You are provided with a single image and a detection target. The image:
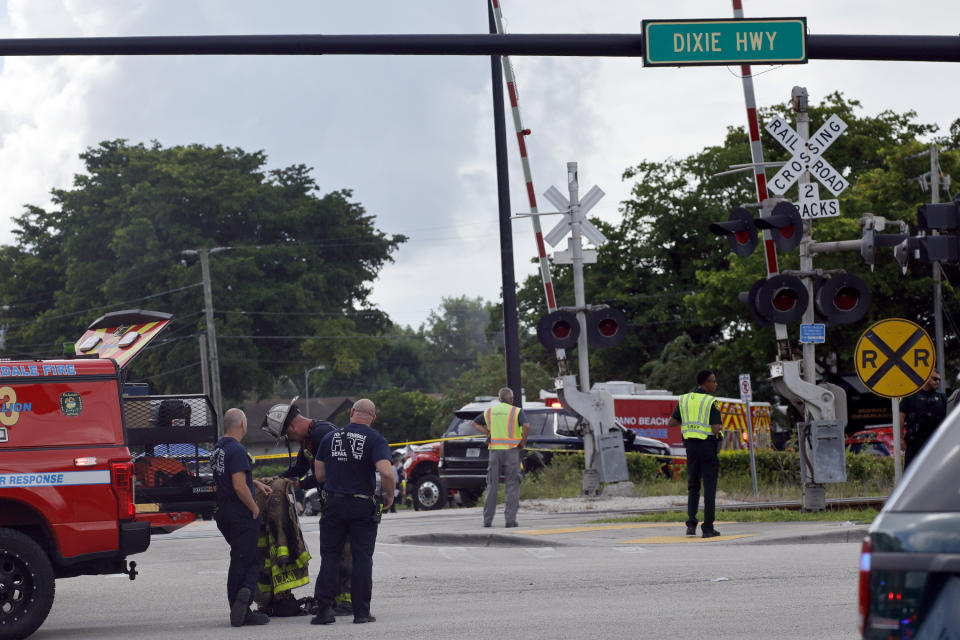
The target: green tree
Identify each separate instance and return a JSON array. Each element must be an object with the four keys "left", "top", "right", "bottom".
[
  {"left": 432, "top": 352, "right": 554, "bottom": 434},
  {"left": 420, "top": 295, "right": 498, "bottom": 384},
  {"left": 316, "top": 322, "right": 438, "bottom": 396},
  {"left": 0, "top": 140, "right": 404, "bottom": 402},
  {"left": 363, "top": 388, "right": 441, "bottom": 446}
]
